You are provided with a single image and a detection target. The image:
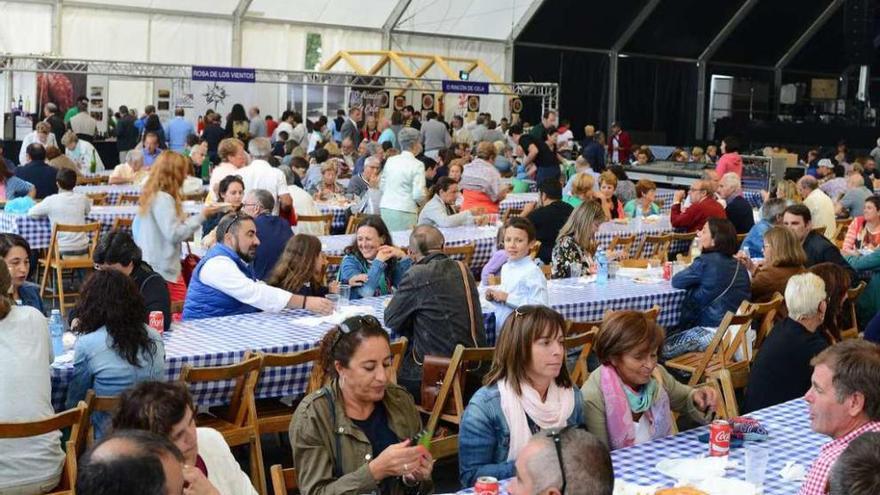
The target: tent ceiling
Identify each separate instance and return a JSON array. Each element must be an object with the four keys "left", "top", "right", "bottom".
[
  {"left": 395, "top": 0, "right": 533, "bottom": 40},
  {"left": 247, "top": 0, "right": 396, "bottom": 29},
  {"left": 70, "top": 0, "right": 240, "bottom": 15}
]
